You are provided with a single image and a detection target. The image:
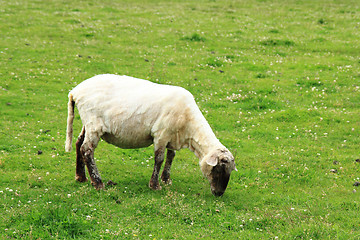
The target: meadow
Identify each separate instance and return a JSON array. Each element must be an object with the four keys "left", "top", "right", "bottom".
[{"left": 0, "top": 0, "right": 359, "bottom": 239}]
